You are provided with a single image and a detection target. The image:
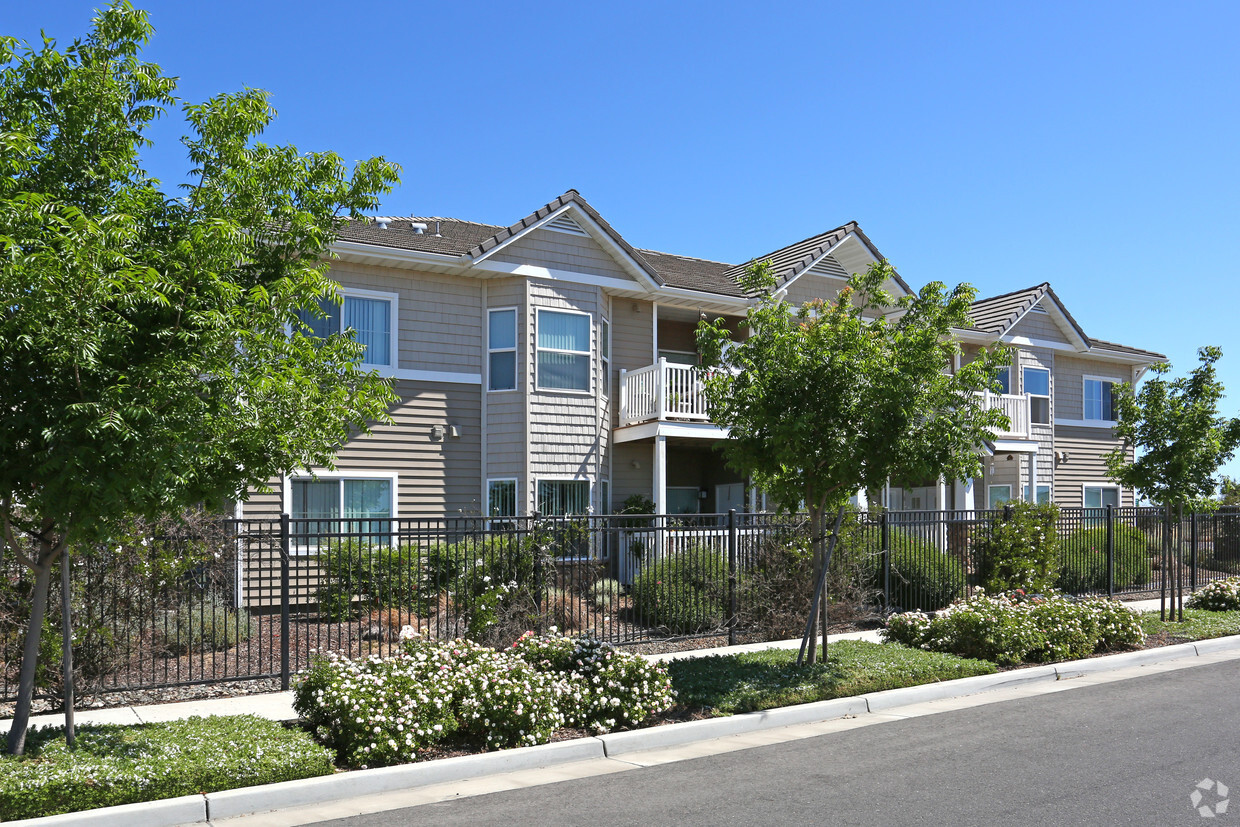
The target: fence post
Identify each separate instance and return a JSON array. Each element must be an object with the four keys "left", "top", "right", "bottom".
[
  {"left": 532, "top": 512, "right": 544, "bottom": 617},
  {"left": 1003, "top": 504, "right": 1013, "bottom": 523},
  {"left": 1191, "top": 511, "right": 1199, "bottom": 594},
  {"left": 280, "top": 513, "right": 290, "bottom": 692},
  {"left": 1105, "top": 504, "right": 1115, "bottom": 598},
  {"left": 727, "top": 509, "right": 738, "bottom": 646},
  {"left": 880, "top": 511, "right": 891, "bottom": 613}
]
